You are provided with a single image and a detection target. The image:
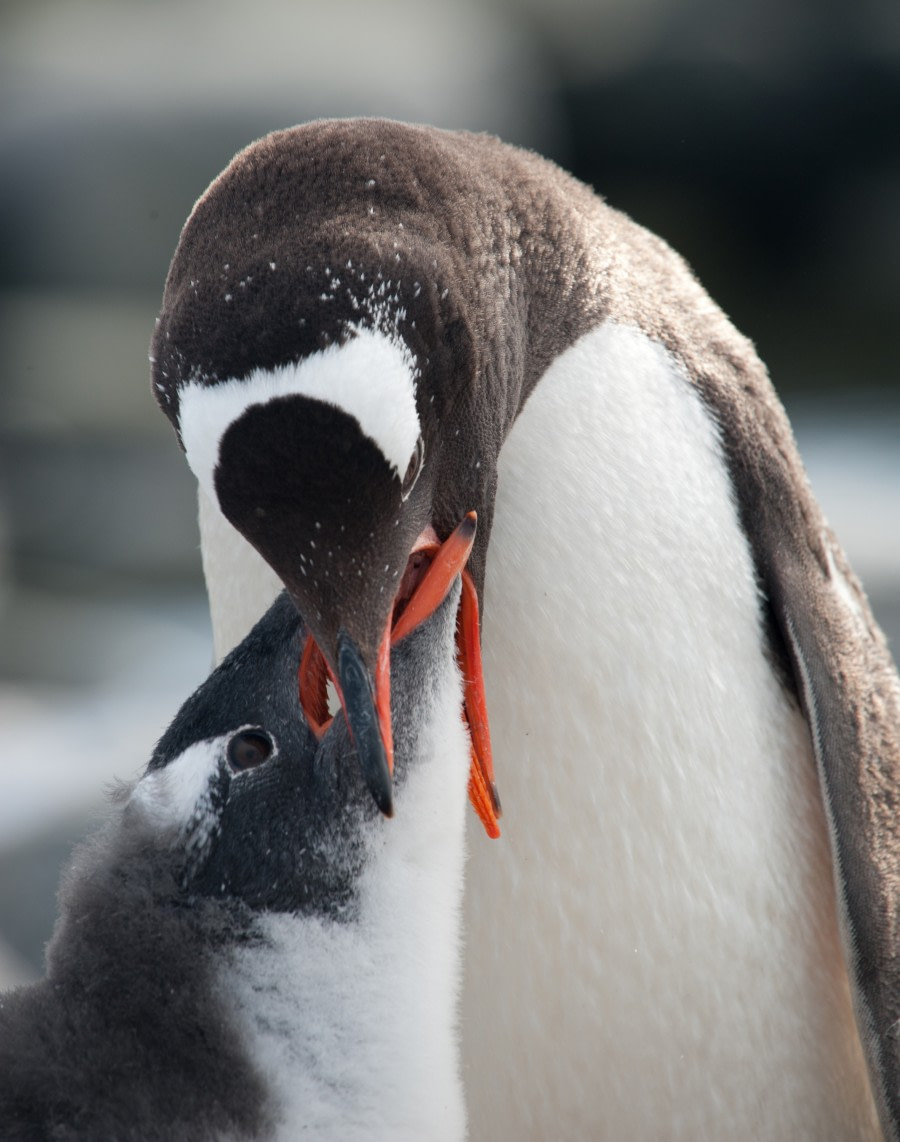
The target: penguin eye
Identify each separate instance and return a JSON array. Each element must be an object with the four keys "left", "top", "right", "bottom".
[
  {"left": 400, "top": 435, "right": 424, "bottom": 501},
  {"left": 227, "top": 729, "right": 274, "bottom": 772}
]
